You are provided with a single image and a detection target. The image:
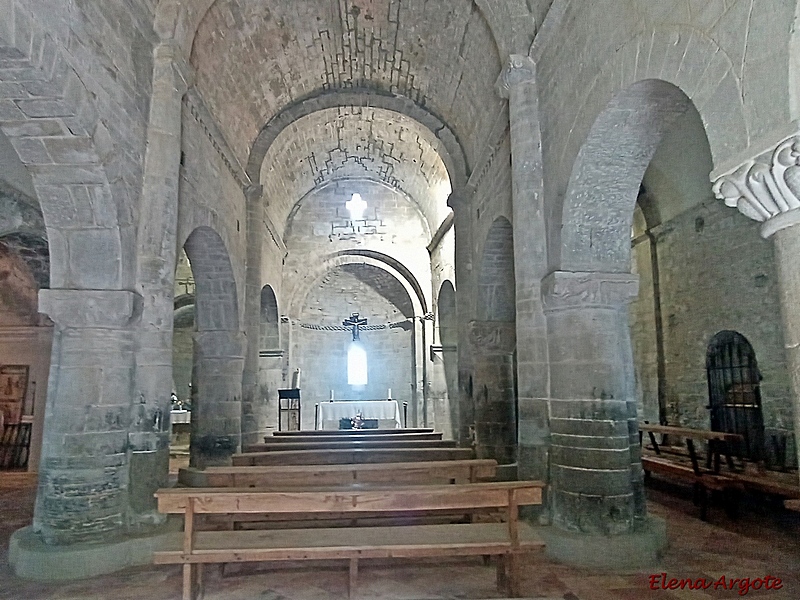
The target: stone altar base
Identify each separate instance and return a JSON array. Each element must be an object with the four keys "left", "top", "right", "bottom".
[
  {"left": 9, "top": 523, "right": 180, "bottom": 581},
  {"left": 533, "top": 516, "right": 667, "bottom": 570}
]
